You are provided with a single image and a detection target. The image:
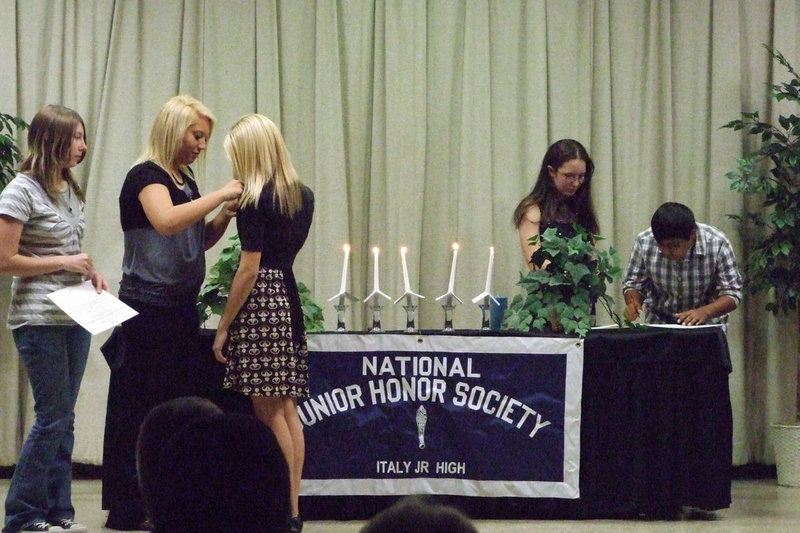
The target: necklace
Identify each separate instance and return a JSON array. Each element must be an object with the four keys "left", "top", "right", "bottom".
[{"left": 170, "top": 170, "right": 185, "bottom": 187}]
